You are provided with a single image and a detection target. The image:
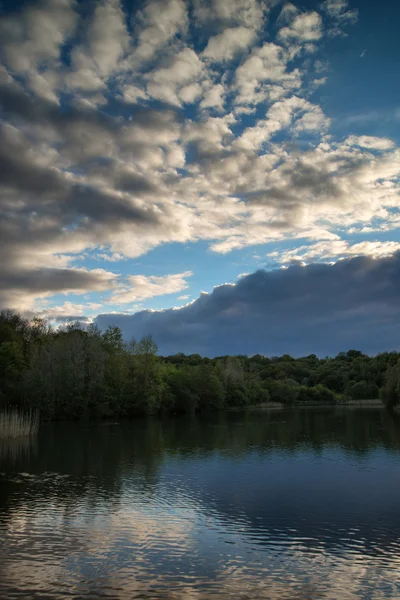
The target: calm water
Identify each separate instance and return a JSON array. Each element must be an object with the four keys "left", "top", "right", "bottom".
[{"left": 1, "top": 408, "right": 400, "bottom": 599}]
